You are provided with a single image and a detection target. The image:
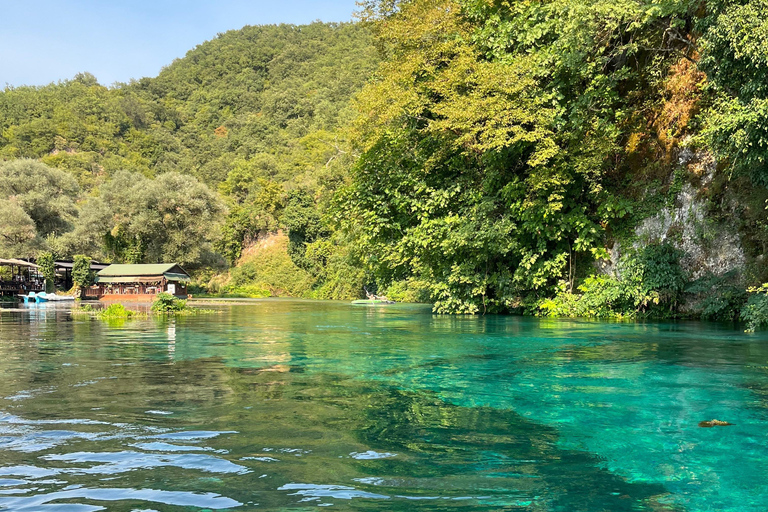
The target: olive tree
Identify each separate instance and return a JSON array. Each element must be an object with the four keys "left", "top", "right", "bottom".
[
  {"left": 0, "top": 199, "right": 39, "bottom": 258},
  {"left": 0, "top": 159, "right": 80, "bottom": 238}
]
